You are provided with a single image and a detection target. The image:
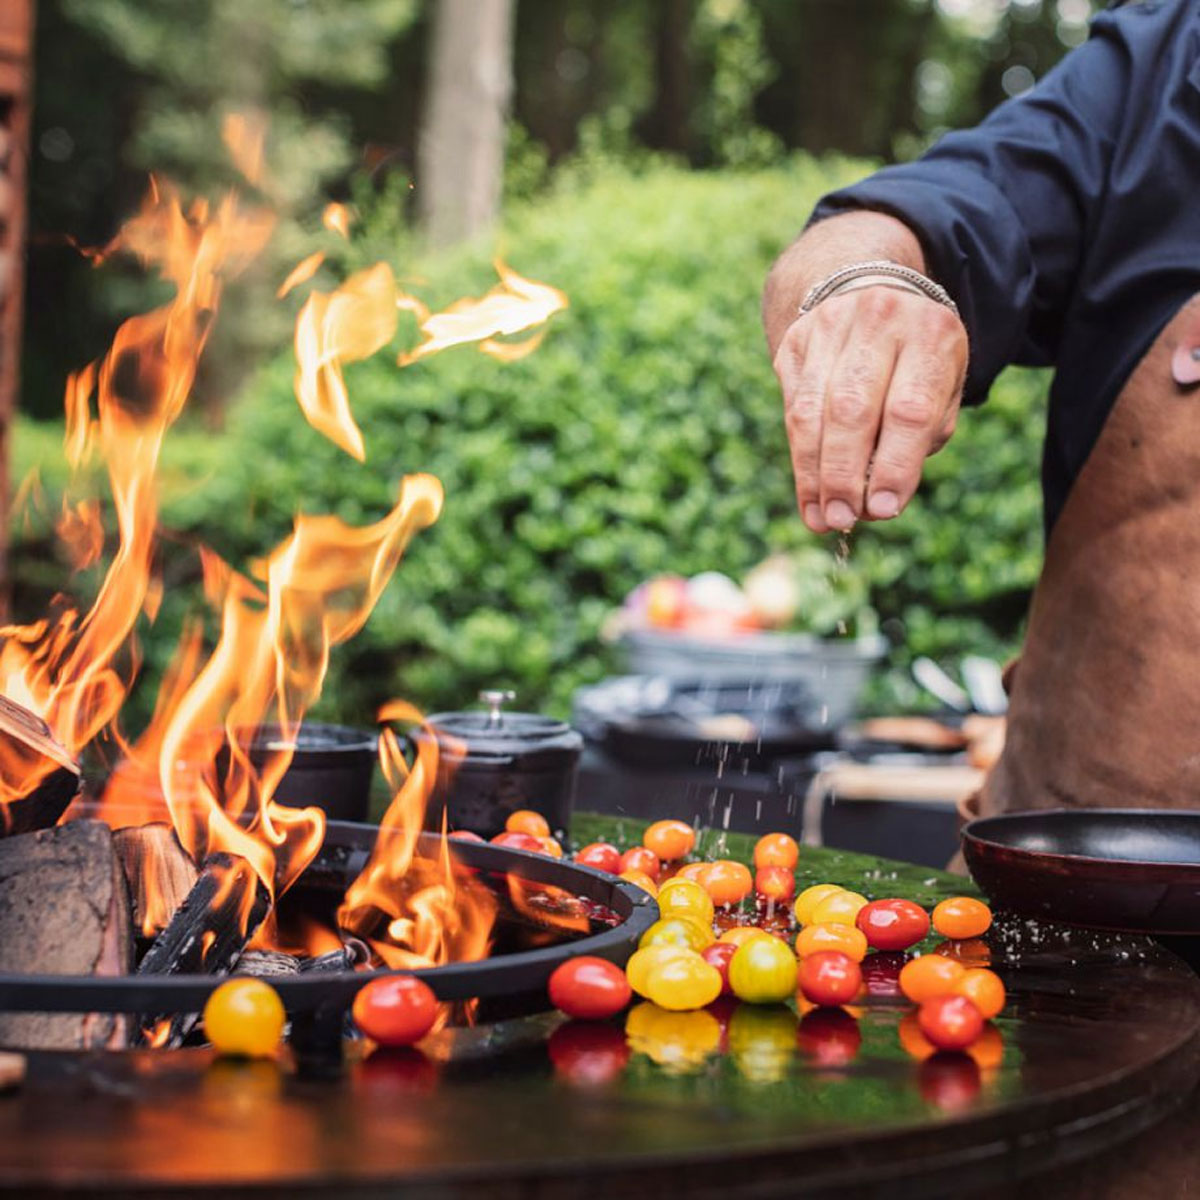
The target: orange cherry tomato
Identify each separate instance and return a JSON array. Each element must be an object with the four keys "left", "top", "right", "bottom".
[
  {"left": 953, "top": 968, "right": 1006, "bottom": 1019},
  {"left": 506, "top": 809, "right": 551, "bottom": 839},
  {"left": 753, "top": 832, "right": 799, "bottom": 871},
  {"left": 898, "top": 1009, "right": 936, "bottom": 1060},
  {"left": 797, "top": 951, "right": 862, "bottom": 1008},
  {"left": 899, "top": 954, "right": 966, "bottom": 1004},
  {"left": 701, "top": 860, "right": 754, "bottom": 907},
  {"left": 918, "top": 995, "right": 984, "bottom": 1051},
  {"left": 643, "top": 819, "right": 696, "bottom": 862},
  {"left": 967, "top": 1022, "right": 1005, "bottom": 1070},
  {"left": 932, "top": 896, "right": 993, "bottom": 940},
  {"left": 539, "top": 837, "right": 564, "bottom": 858},
  {"left": 620, "top": 846, "right": 661, "bottom": 882},
  {"left": 620, "top": 869, "right": 658, "bottom": 898},
  {"left": 674, "top": 862, "right": 711, "bottom": 884},
  {"left": 795, "top": 922, "right": 868, "bottom": 963},
  {"left": 933, "top": 937, "right": 992, "bottom": 967},
  {"left": 755, "top": 866, "right": 796, "bottom": 903}
]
